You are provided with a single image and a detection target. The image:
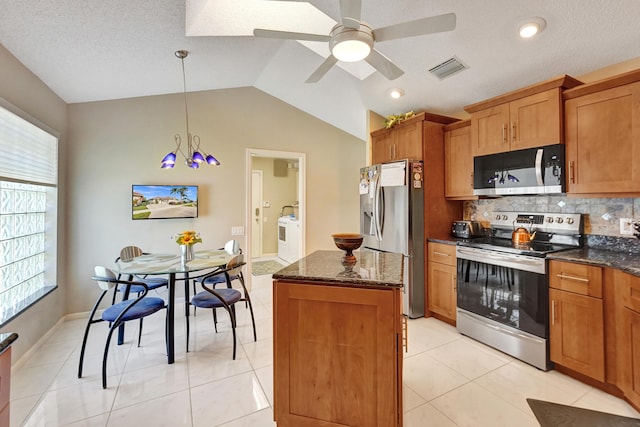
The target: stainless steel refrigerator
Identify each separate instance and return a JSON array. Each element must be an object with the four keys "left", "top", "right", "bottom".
[{"left": 360, "top": 159, "right": 425, "bottom": 318}]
